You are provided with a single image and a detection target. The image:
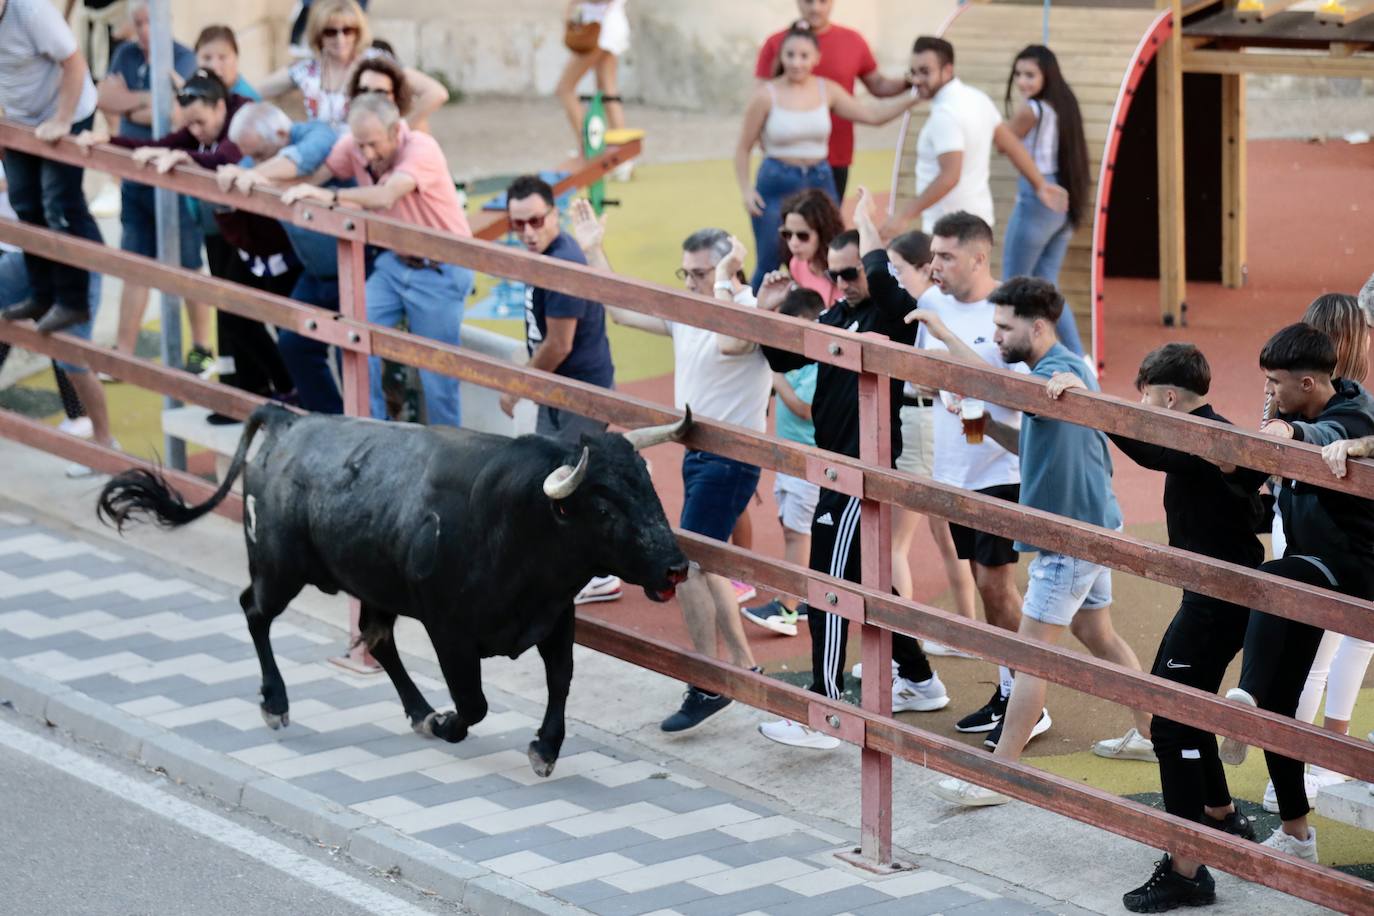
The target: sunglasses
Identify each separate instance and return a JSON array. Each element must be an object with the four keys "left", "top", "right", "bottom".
[
  {"left": 321, "top": 25, "right": 360, "bottom": 38},
  {"left": 509, "top": 210, "right": 552, "bottom": 232},
  {"left": 826, "top": 267, "right": 861, "bottom": 283},
  {"left": 779, "top": 228, "right": 812, "bottom": 242}
]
